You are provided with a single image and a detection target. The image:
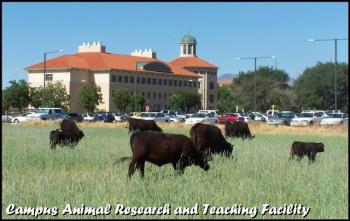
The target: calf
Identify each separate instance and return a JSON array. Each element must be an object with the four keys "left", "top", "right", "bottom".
[
  {"left": 127, "top": 118, "right": 162, "bottom": 133},
  {"left": 128, "top": 131, "right": 209, "bottom": 177},
  {"left": 289, "top": 141, "right": 325, "bottom": 163},
  {"left": 190, "top": 123, "right": 233, "bottom": 159},
  {"left": 49, "top": 129, "right": 64, "bottom": 149},
  {"left": 225, "top": 121, "right": 254, "bottom": 139}
]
